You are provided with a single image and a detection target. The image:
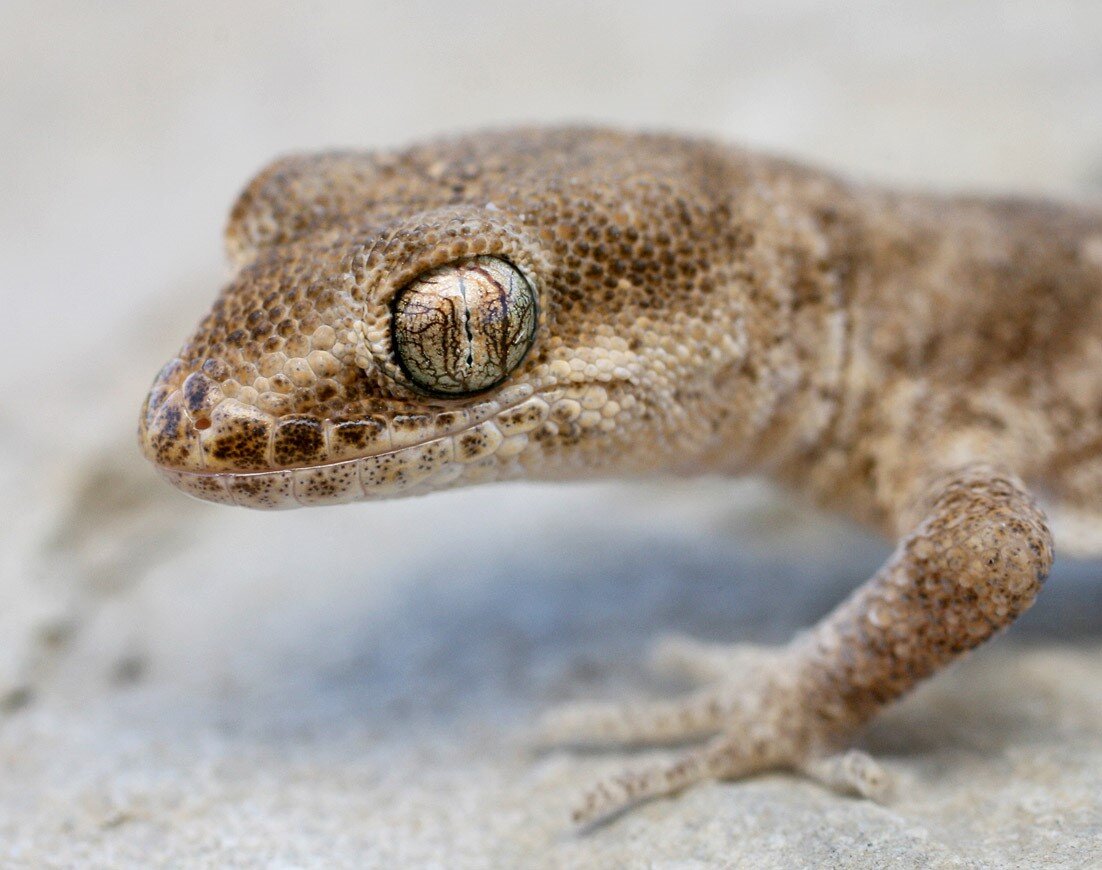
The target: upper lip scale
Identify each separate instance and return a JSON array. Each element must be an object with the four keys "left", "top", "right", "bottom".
[{"left": 160, "top": 390, "right": 535, "bottom": 479}]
